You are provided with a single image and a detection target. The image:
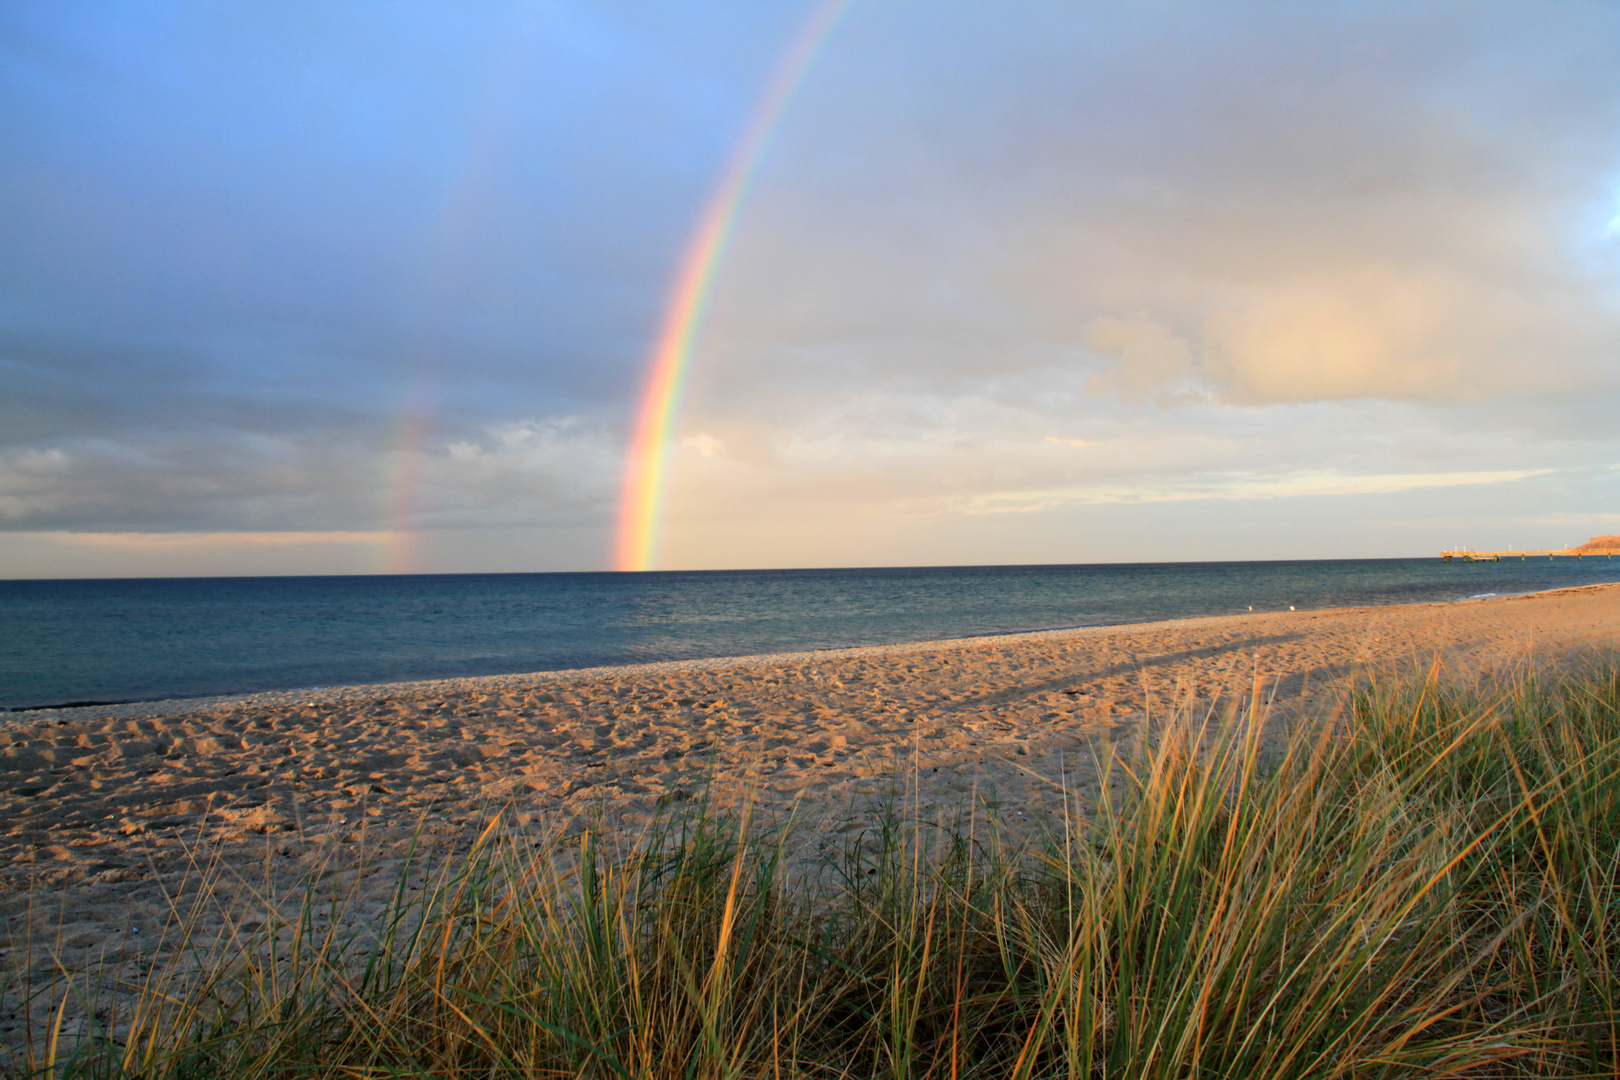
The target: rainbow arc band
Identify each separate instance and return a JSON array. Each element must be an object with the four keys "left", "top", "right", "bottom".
[{"left": 614, "top": 0, "right": 853, "bottom": 572}]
